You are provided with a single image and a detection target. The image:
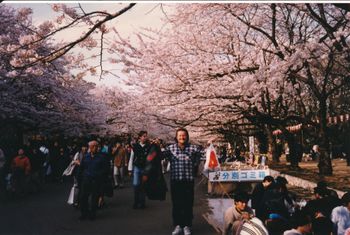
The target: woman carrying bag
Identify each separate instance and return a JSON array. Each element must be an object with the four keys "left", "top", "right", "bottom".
[{"left": 66, "top": 145, "right": 87, "bottom": 207}]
